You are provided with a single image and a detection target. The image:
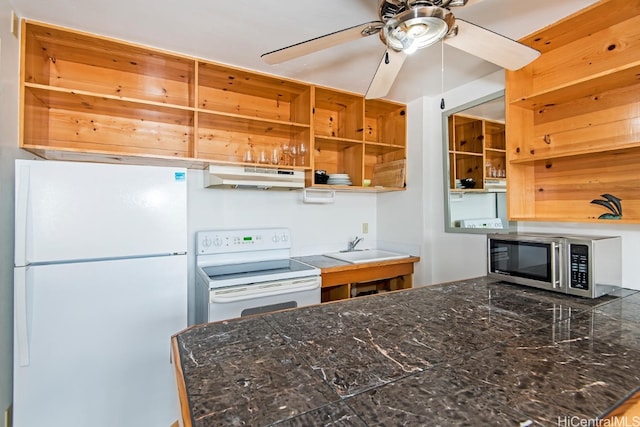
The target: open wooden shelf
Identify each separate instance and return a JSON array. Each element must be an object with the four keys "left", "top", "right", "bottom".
[
  {"left": 448, "top": 114, "right": 505, "bottom": 190},
  {"left": 313, "top": 136, "right": 364, "bottom": 186},
  {"left": 23, "top": 22, "right": 194, "bottom": 107},
  {"left": 23, "top": 85, "right": 194, "bottom": 158},
  {"left": 364, "top": 99, "right": 406, "bottom": 145},
  {"left": 506, "top": 0, "right": 640, "bottom": 223},
  {"left": 20, "top": 20, "right": 407, "bottom": 192},
  {"left": 198, "top": 62, "right": 311, "bottom": 125}
]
